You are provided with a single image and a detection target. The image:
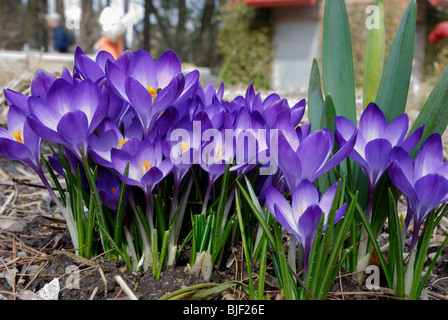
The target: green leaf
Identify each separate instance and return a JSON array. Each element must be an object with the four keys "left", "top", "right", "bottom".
[
  {"left": 113, "top": 163, "right": 129, "bottom": 259},
  {"left": 308, "top": 58, "right": 324, "bottom": 132},
  {"left": 375, "top": 0, "right": 416, "bottom": 122},
  {"left": 322, "top": 0, "right": 357, "bottom": 124},
  {"left": 159, "top": 281, "right": 249, "bottom": 300},
  {"left": 387, "top": 189, "right": 404, "bottom": 298},
  {"left": 320, "top": 94, "right": 336, "bottom": 134},
  {"left": 309, "top": 90, "right": 325, "bottom": 132},
  {"left": 355, "top": 197, "right": 393, "bottom": 289},
  {"left": 363, "top": 0, "right": 385, "bottom": 109},
  {"left": 409, "top": 64, "right": 448, "bottom": 156}
]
